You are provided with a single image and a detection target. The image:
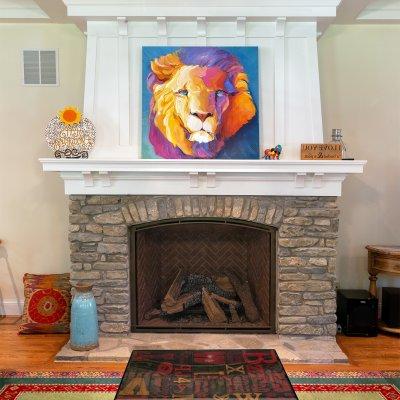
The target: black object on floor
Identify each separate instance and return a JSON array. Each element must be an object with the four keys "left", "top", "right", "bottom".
[
  {"left": 336, "top": 289, "right": 378, "bottom": 337},
  {"left": 382, "top": 287, "right": 400, "bottom": 328}
]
